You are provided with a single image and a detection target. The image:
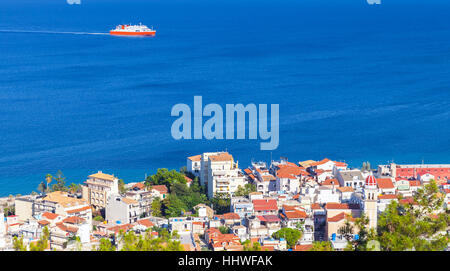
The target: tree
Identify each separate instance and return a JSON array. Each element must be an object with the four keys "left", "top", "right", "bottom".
[
  {"left": 13, "top": 236, "right": 27, "bottom": 251},
  {"left": 97, "top": 238, "right": 116, "bottom": 251},
  {"left": 376, "top": 180, "right": 449, "bottom": 251},
  {"left": 210, "top": 193, "right": 231, "bottom": 215},
  {"left": 118, "top": 179, "right": 127, "bottom": 194},
  {"left": 309, "top": 241, "right": 333, "bottom": 251},
  {"left": 29, "top": 226, "right": 50, "bottom": 251},
  {"left": 272, "top": 228, "right": 302, "bottom": 248},
  {"left": 68, "top": 183, "right": 81, "bottom": 194},
  {"left": 51, "top": 171, "right": 68, "bottom": 192},
  {"left": 234, "top": 183, "right": 257, "bottom": 197},
  {"left": 93, "top": 215, "right": 105, "bottom": 222},
  {"left": 145, "top": 168, "right": 186, "bottom": 190},
  {"left": 151, "top": 199, "right": 162, "bottom": 217},
  {"left": 218, "top": 226, "right": 230, "bottom": 234},
  {"left": 242, "top": 240, "right": 262, "bottom": 251}
]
